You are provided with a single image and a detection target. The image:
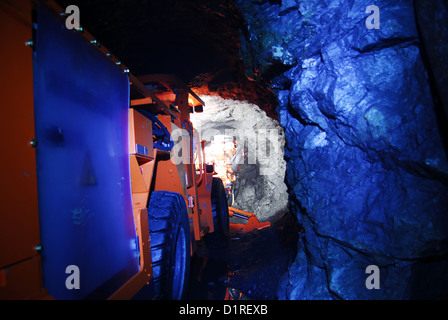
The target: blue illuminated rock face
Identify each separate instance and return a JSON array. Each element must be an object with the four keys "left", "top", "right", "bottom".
[{"left": 236, "top": 0, "right": 448, "bottom": 299}]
